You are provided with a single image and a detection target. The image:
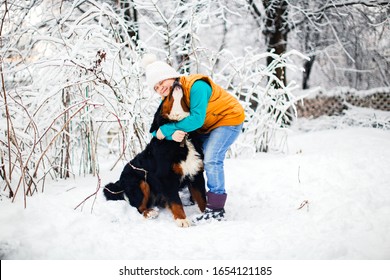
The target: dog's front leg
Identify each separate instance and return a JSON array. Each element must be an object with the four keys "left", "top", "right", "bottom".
[
  {"left": 161, "top": 176, "right": 190, "bottom": 227},
  {"left": 169, "top": 202, "right": 190, "bottom": 227}
]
